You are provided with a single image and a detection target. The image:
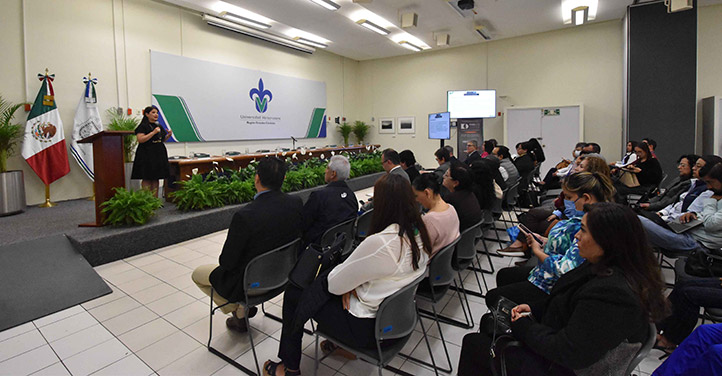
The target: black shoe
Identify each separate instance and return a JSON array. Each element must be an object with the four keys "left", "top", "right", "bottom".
[
  {"left": 226, "top": 314, "right": 249, "bottom": 333},
  {"left": 247, "top": 306, "right": 258, "bottom": 318}
]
